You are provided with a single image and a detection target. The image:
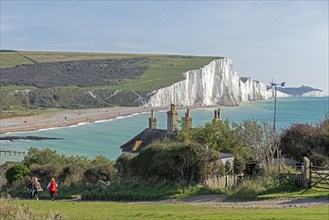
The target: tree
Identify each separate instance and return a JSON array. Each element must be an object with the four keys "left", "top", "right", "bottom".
[
  {"left": 235, "top": 120, "right": 280, "bottom": 171},
  {"left": 5, "top": 163, "right": 29, "bottom": 184},
  {"left": 23, "top": 147, "right": 65, "bottom": 167},
  {"left": 280, "top": 118, "right": 329, "bottom": 165},
  {"left": 190, "top": 120, "right": 243, "bottom": 154}
]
